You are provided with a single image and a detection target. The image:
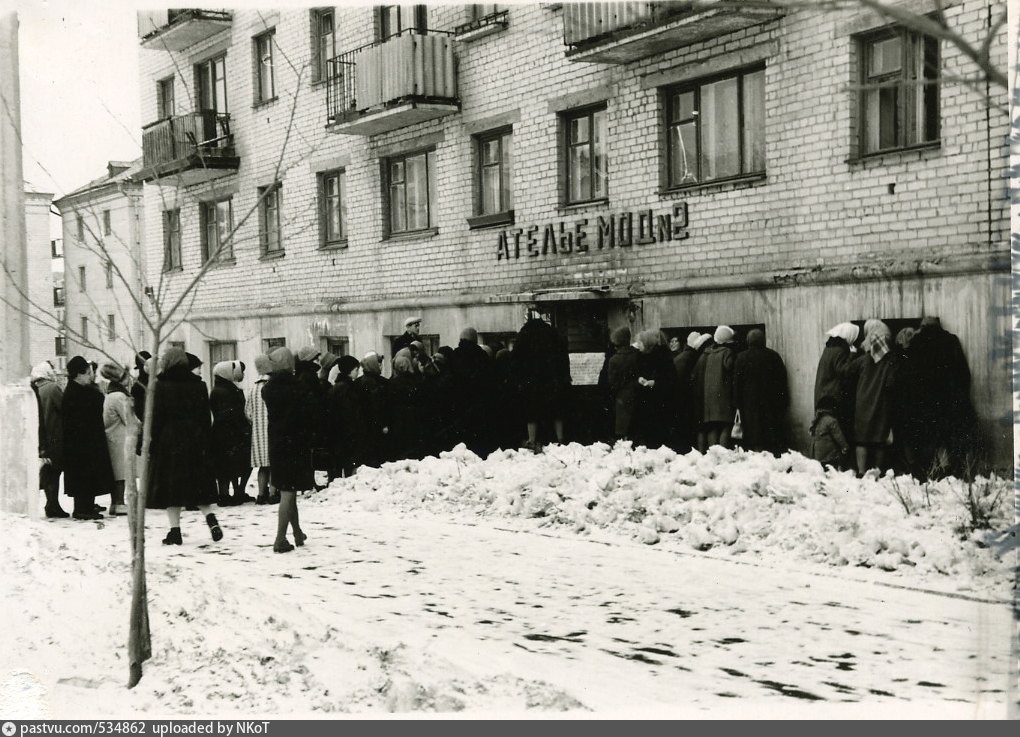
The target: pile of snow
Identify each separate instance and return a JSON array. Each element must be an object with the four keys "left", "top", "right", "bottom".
[{"left": 318, "top": 443, "right": 1015, "bottom": 597}]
